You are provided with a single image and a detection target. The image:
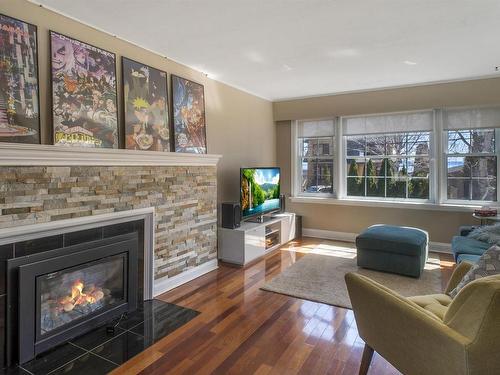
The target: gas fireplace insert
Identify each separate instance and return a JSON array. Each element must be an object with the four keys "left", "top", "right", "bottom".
[{"left": 7, "top": 232, "right": 138, "bottom": 364}]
